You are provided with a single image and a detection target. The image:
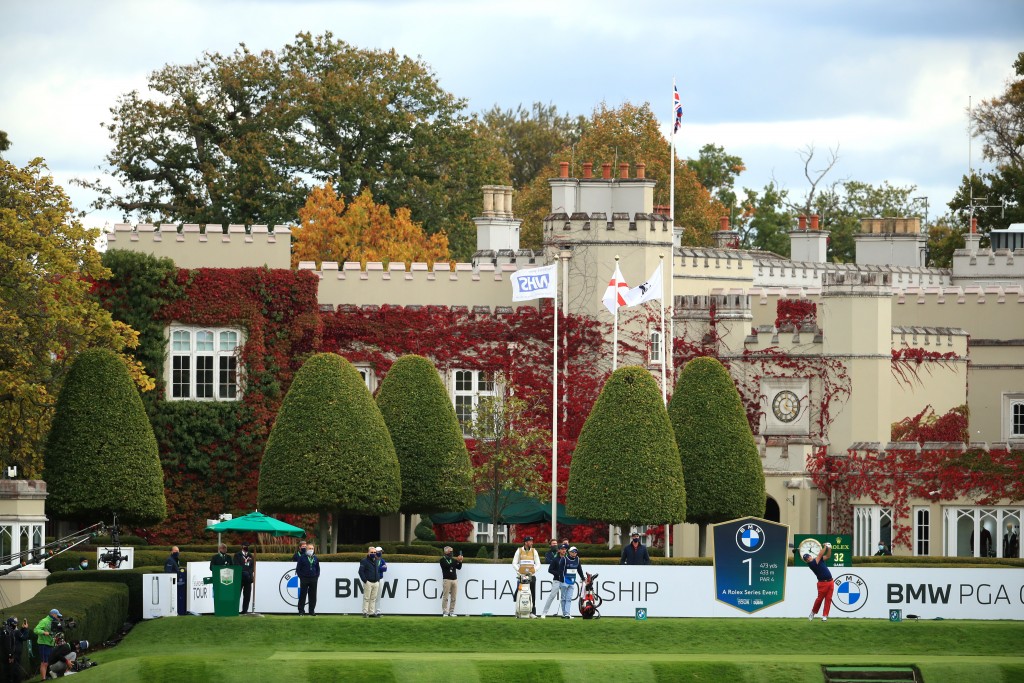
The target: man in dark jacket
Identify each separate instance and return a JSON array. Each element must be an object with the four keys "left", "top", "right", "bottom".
[
  {"left": 292, "top": 540, "right": 307, "bottom": 562},
  {"left": 1, "top": 616, "right": 30, "bottom": 683},
  {"left": 164, "top": 546, "right": 180, "bottom": 573},
  {"left": 620, "top": 532, "right": 651, "bottom": 565},
  {"left": 296, "top": 543, "right": 320, "bottom": 616},
  {"left": 439, "top": 546, "right": 463, "bottom": 616},
  {"left": 233, "top": 542, "right": 256, "bottom": 614},
  {"left": 210, "top": 544, "right": 233, "bottom": 567},
  {"left": 358, "top": 546, "right": 384, "bottom": 618}
]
